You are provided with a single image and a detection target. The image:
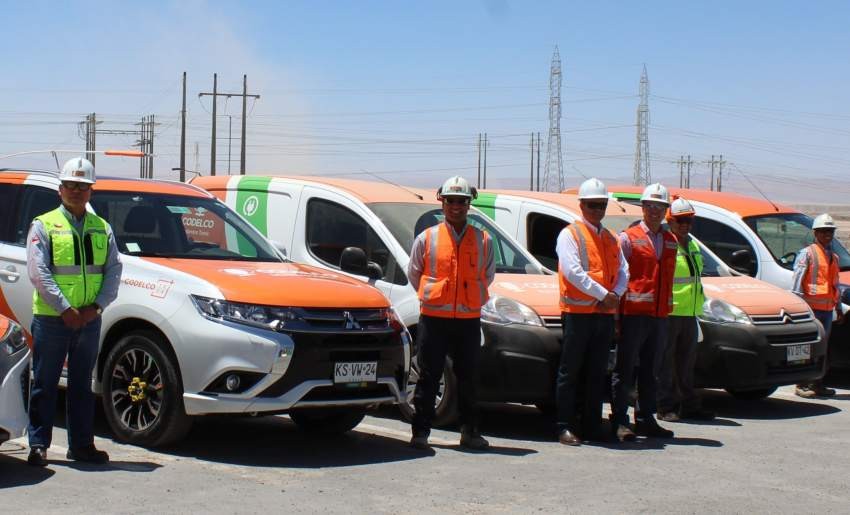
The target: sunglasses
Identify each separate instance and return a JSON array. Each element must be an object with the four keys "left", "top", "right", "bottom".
[
  {"left": 443, "top": 197, "right": 469, "bottom": 206},
  {"left": 61, "top": 182, "right": 92, "bottom": 191},
  {"left": 642, "top": 202, "right": 667, "bottom": 211},
  {"left": 584, "top": 201, "right": 608, "bottom": 211},
  {"left": 673, "top": 216, "right": 694, "bottom": 225}
]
